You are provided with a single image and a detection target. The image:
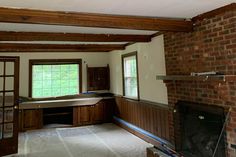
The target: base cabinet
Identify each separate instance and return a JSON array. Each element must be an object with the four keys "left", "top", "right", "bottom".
[
  {"left": 19, "top": 99, "right": 115, "bottom": 131},
  {"left": 93, "top": 101, "right": 105, "bottom": 124},
  {"left": 73, "top": 105, "right": 93, "bottom": 126},
  {"left": 73, "top": 99, "right": 115, "bottom": 126},
  {"left": 103, "top": 99, "right": 115, "bottom": 122},
  {"left": 19, "top": 109, "right": 43, "bottom": 131}
]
